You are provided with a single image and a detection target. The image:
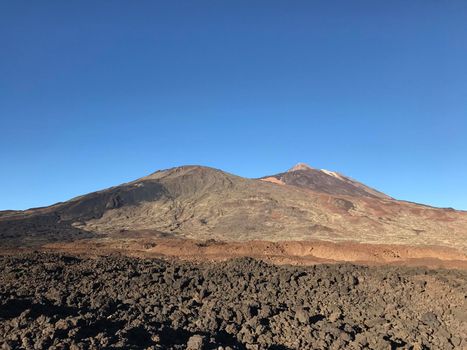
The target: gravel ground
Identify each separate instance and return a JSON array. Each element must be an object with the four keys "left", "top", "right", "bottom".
[{"left": 0, "top": 253, "right": 466, "bottom": 349}]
